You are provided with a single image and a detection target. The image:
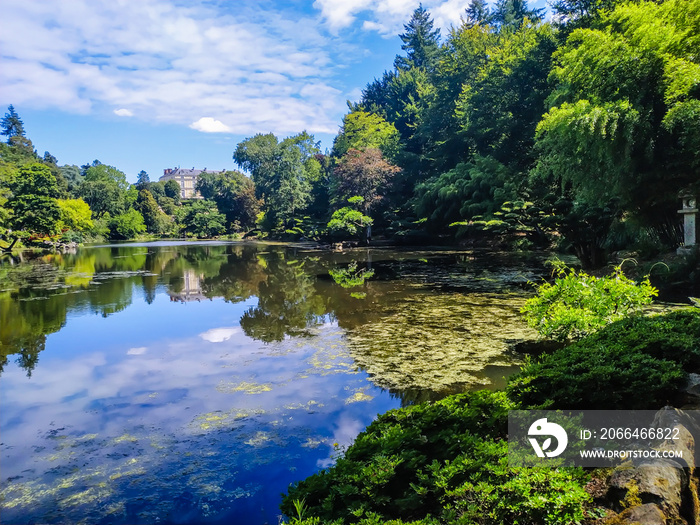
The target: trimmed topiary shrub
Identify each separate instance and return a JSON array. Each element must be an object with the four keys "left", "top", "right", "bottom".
[{"left": 507, "top": 310, "right": 700, "bottom": 410}]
